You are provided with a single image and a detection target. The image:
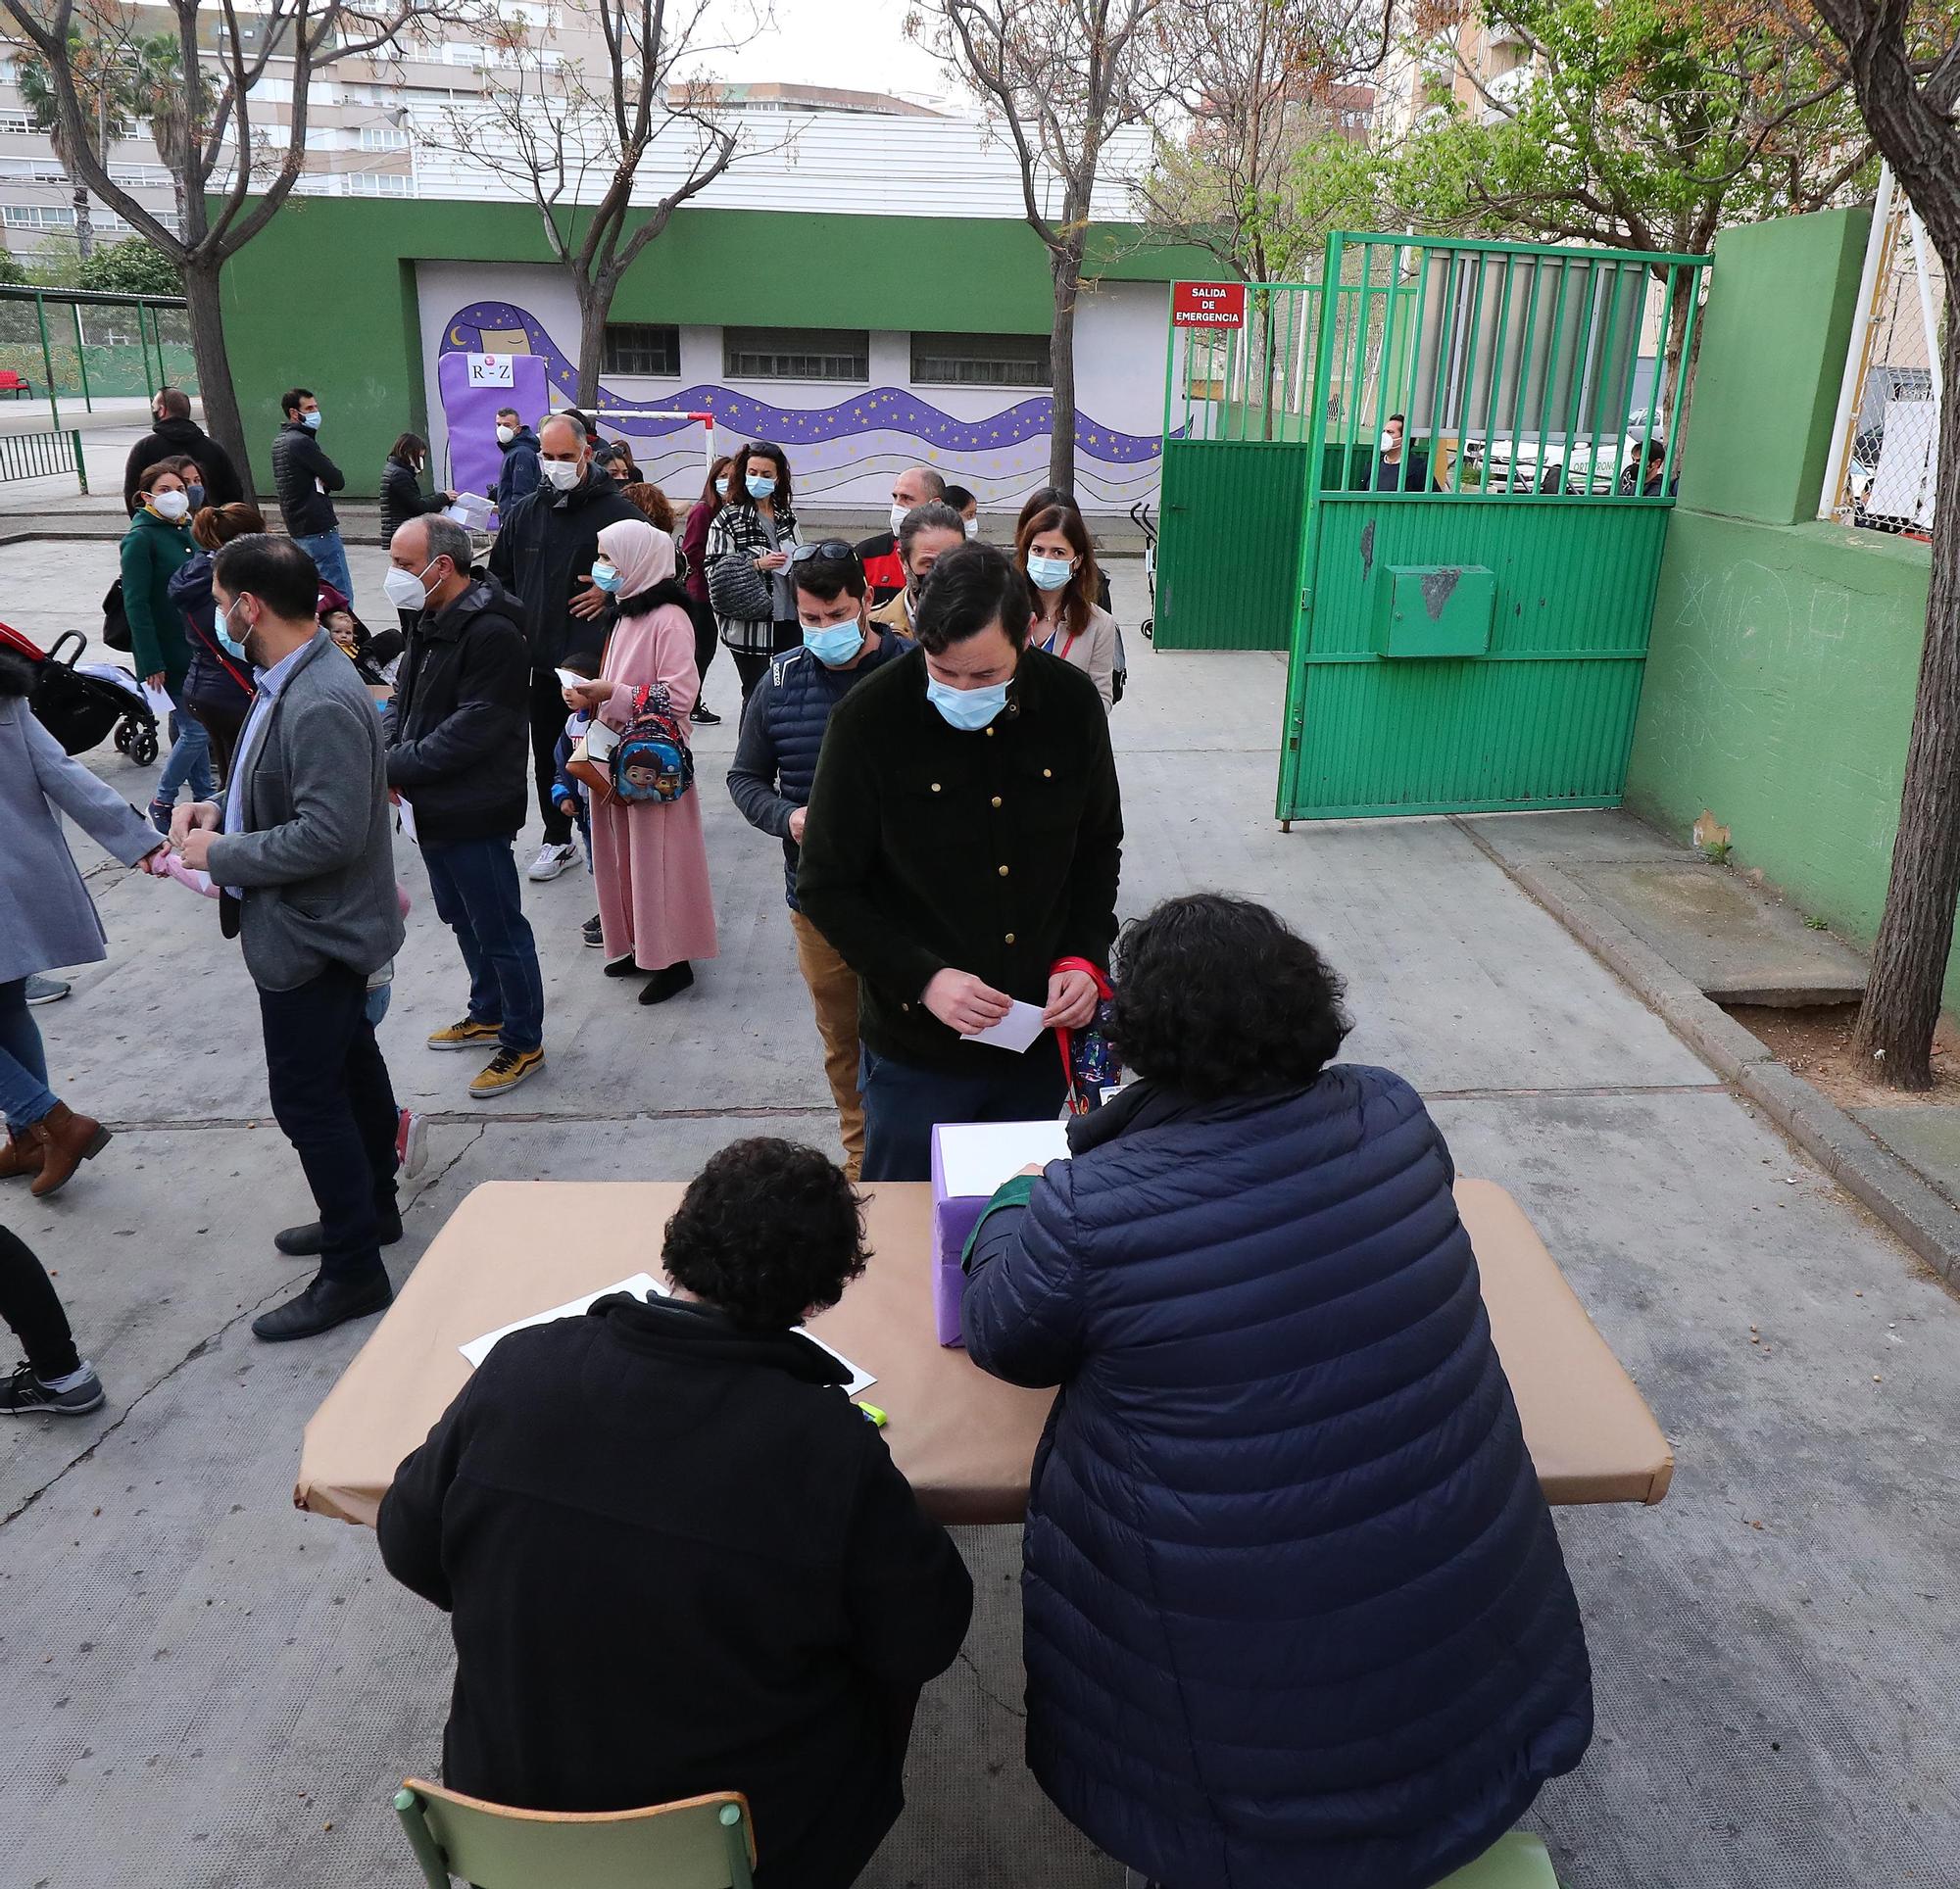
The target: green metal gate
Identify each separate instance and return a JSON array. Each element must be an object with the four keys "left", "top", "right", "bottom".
[{"left": 1276, "top": 232, "right": 1708, "bottom": 820}]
